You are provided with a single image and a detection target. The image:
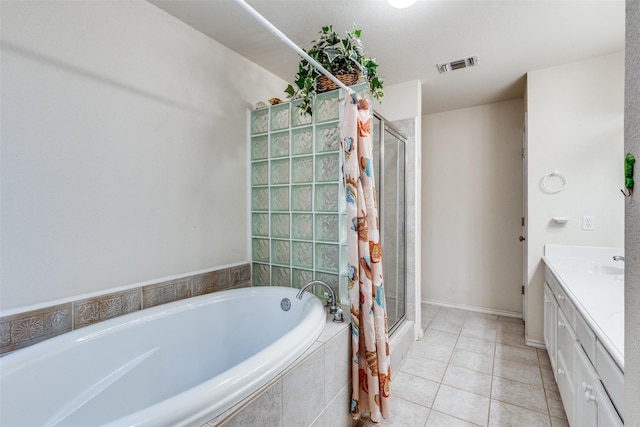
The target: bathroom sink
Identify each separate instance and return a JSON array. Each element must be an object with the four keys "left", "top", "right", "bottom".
[
  {"left": 557, "top": 260, "right": 624, "bottom": 276},
  {"left": 600, "top": 266, "right": 624, "bottom": 276}
]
